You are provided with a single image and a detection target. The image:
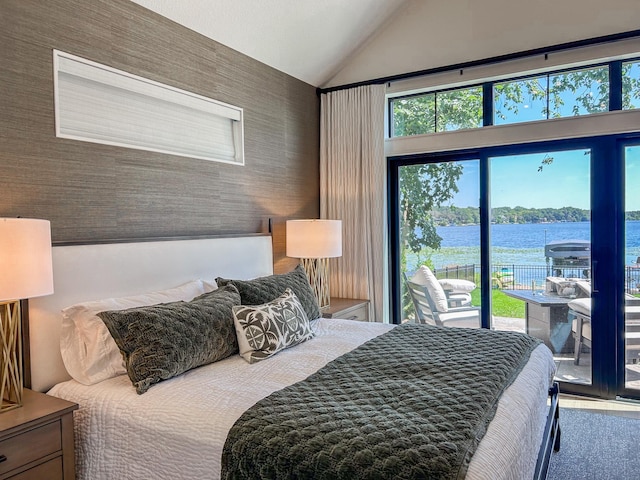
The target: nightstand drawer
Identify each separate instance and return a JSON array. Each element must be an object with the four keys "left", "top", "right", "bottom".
[
  {"left": 10, "top": 457, "right": 62, "bottom": 480},
  {"left": 0, "top": 421, "right": 61, "bottom": 476},
  {"left": 322, "top": 298, "right": 370, "bottom": 322},
  {"left": 339, "top": 304, "right": 368, "bottom": 322}
]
